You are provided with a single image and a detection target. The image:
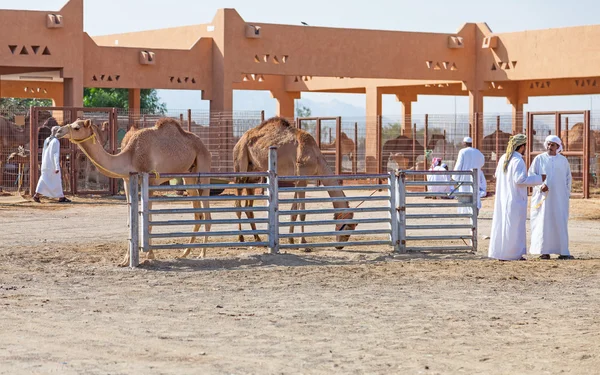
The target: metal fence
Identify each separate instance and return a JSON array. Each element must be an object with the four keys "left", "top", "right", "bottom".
[{"left": 127, "top": 147, "right": 479, "bottom": 267}]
